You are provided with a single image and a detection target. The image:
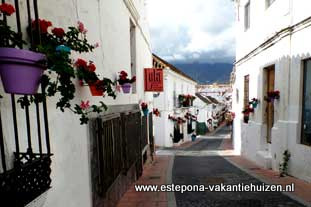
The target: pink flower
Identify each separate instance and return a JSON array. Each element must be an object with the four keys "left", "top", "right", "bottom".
[
  {"left": 79, "top": 80, "right": 84, "bottom": 86},
  {"left": 94, "top": 42, "right": 99, "bottom": 48},
  {"left": 116, "top": 85, "right": 121, "bottom": 92},
  {"left": 80, "top": 100, "right": 90, "bottom": 110},
  {"left": 77, "top": 21, "right": 87, "bottom": 34}
]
